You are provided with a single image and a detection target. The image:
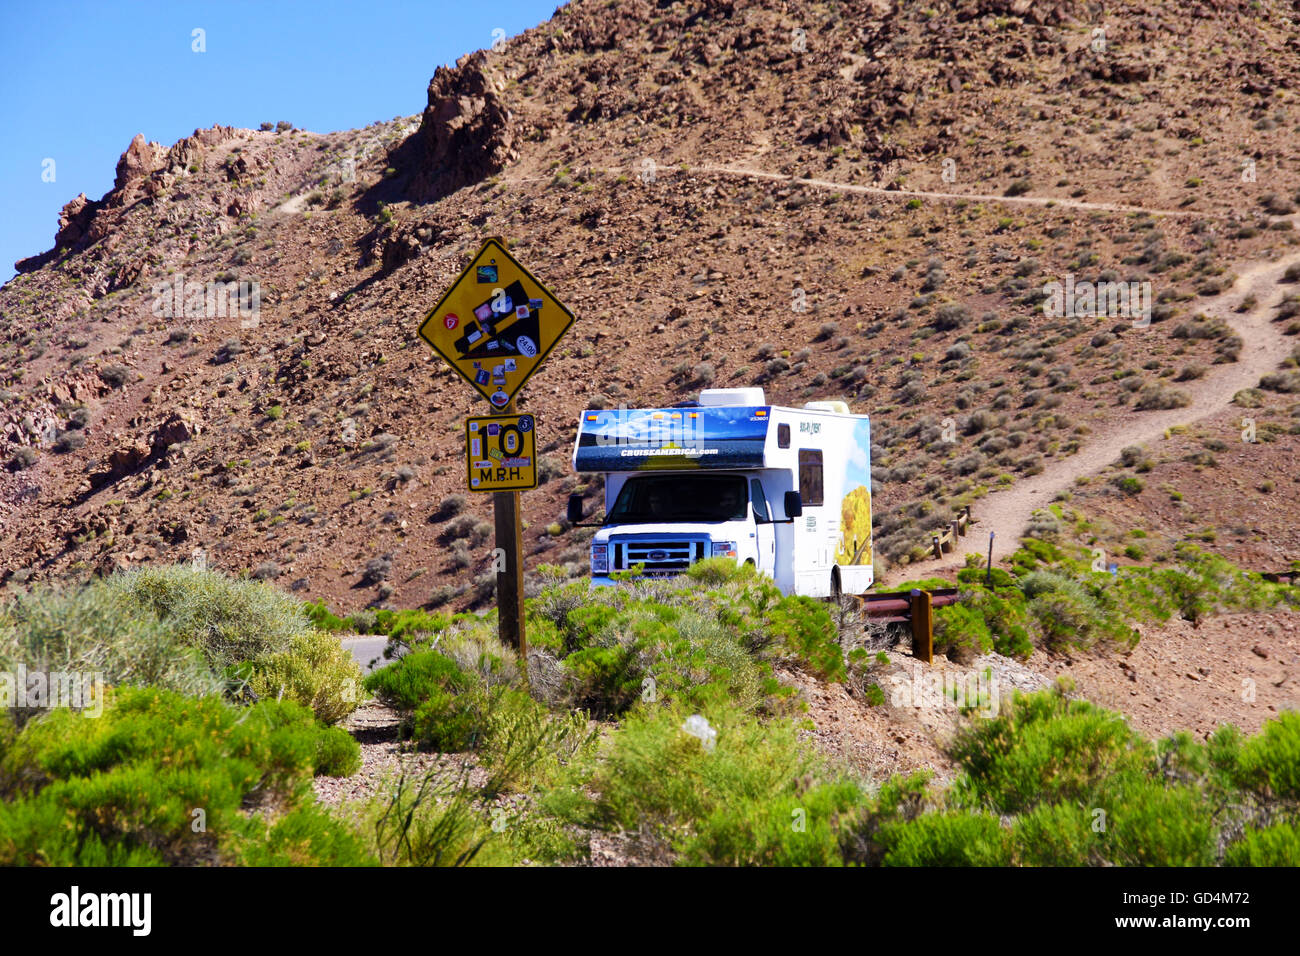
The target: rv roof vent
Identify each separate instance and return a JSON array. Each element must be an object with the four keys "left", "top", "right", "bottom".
[
  {"left": 699, "top": 387, "right": 766, "bottom": 407},
  {"left": 804, "top": 400, "right": 850, "bottom": 414}
]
